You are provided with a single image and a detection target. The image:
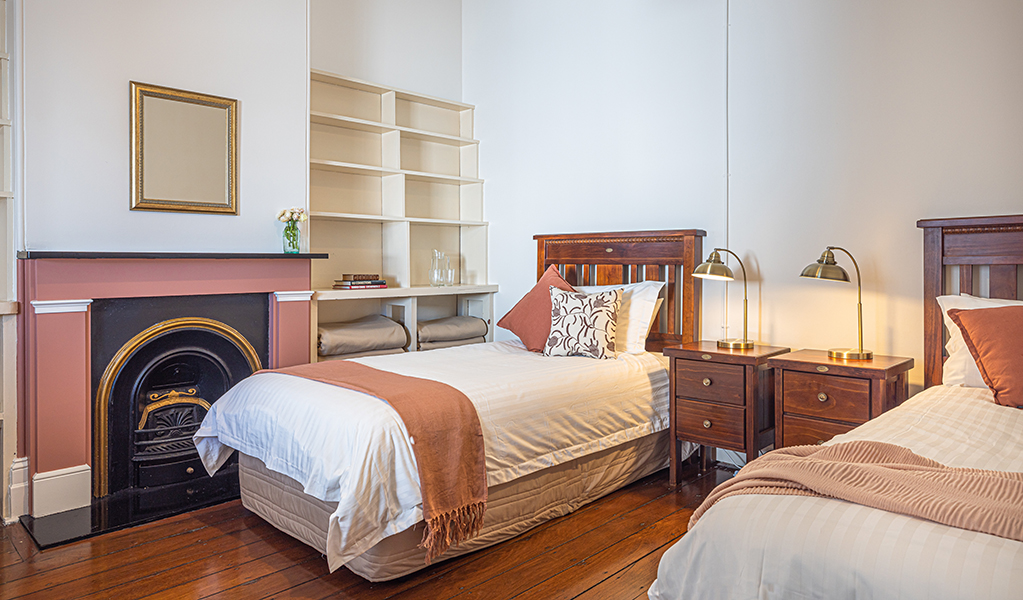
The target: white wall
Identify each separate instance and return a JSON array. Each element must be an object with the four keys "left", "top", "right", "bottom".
[
  {"left": 21, "top": 0, "right": 308, "bottom": 252},
  {"left": 464, "top": 0, "right": 1023, "bottom": 389},
  {"left": 463, "top": 0, "right": 730, "bottom": 340},
  {"left": 310, "top": 0, "right": 462, "bottom": 100}
]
